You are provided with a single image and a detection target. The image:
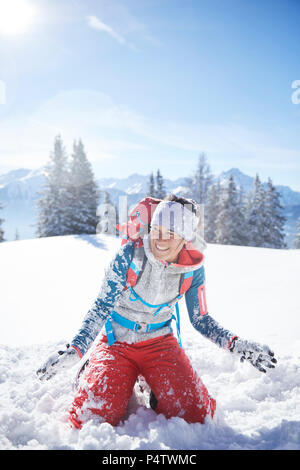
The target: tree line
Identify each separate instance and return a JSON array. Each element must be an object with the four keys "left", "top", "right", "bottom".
[
  {"left": 146, "top": 153, "right": 299, "bottom": 249},
  {"left": 1, "top": 142, "right": 300, "bottom": 248}
]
